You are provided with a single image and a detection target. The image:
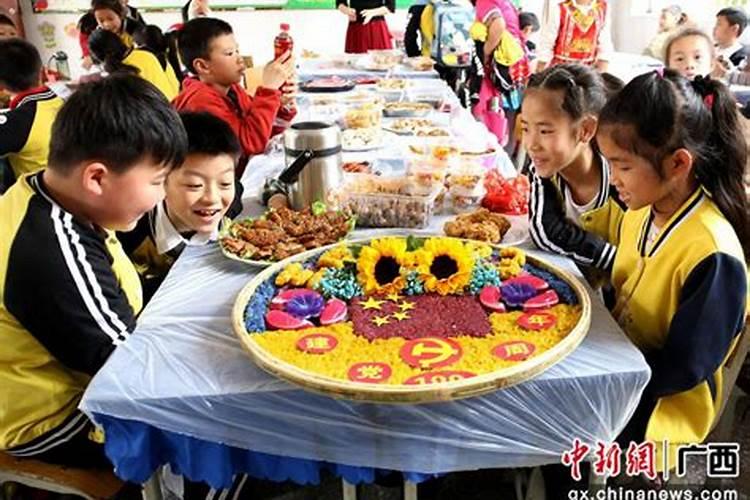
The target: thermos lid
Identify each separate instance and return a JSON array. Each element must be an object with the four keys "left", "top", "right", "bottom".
[{"left": 284, "top": 121, "right": 341, "bottom": 155}]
